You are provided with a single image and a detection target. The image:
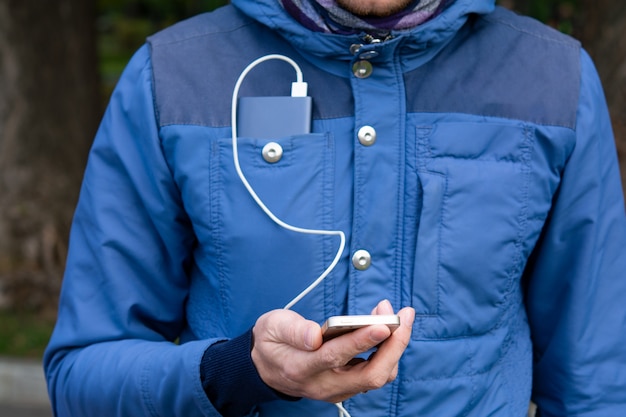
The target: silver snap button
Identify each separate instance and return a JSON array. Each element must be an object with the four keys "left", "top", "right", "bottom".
[
  {"left": 352, "top": 60, "right": 373, "bottom": 78},
  {"left": 359, "top": 50, "right": 379, "bottom": 60},
  {"left": 350, "top": 44, "right": 363, "bottom": 55},
  {"left": 357, "top": 126, "right": 377, "bottom": 146},
  {"left": 262, "top": 142, "right": 283, "bottom": 163},
  {"left": 352, "top": 250, "right": 372, "bottom": 270}
]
